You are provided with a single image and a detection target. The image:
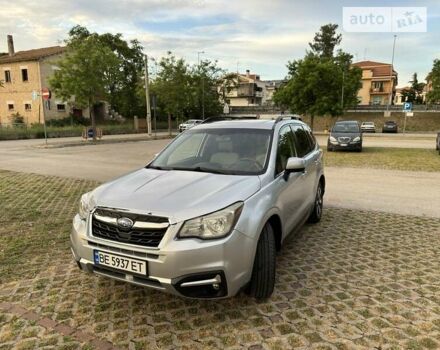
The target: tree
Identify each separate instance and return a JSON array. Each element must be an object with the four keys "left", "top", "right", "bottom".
[
  {"left": 189, "top": 59, "right": 224, "bottom": 118},
  {"left": 402, "top": 73, "right": 425, "bottom": 104},
  {"left": 274, "top": 24, "right": 361, "bottom": 130},
  {"left": 148, "top": 52, "right": 226, "bottom": 131},
  {"left": 65, "top": 25, "right": 145, "bottom": 118},
  {"left": 149, "top": 53, "right": 191, "bottom": 133},
  {"left": 309, "top": 23, "right": 342, "bottom": 59},
  {"left": 426, "top": 59, "right": 440, "bottom": 104},
  {"left": 50, "top": 36, "right": 122, "bottom": 139}
]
